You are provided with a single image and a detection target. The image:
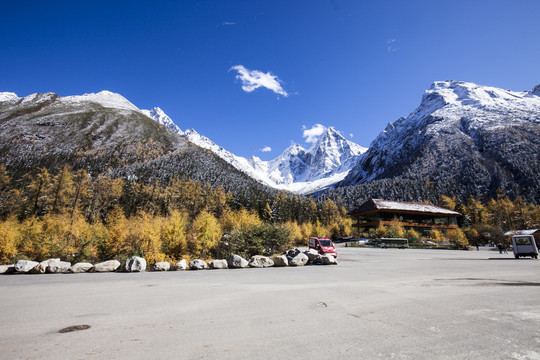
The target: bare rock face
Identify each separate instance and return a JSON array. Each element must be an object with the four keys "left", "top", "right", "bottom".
[
  {"left": 289, "top": 253, "right": 309, "bottom": 267},
  {"left": 31, "top": 258, "right": 60, "bottom": 274},
  {"left": 321, "top": 254, "right": 338, "bottom": 265},
  {"left": 0, "top": 264, "right": 15, "bottom": 274},
  {"left": 172, "top": 259, "right": 187, "bottom": 271},
  {"left": 125, "top": 256, "right": 146, "bottom": 272},
  {"left": 48, "top": 261, "right": 71, "bottom": 273},
  {"left": 69, "top": 262, "right": 93, "bottom": 273},
  {"left": 228, "top": 255, "right": 249, "bottom": 268},
  {"left": 14, "top": 260, "right": 39, "bottom": 273},
  {"left": 92, "top": 260, "right": 121, "bottom": 272},
  {"left": 248, "top": 255, "right": 274, "bottom": 268},
  {"left": 208, "top": 259, "right": 228, "bottom": 269},
  {"left": 189, "top": 259, "right": 208, "bottom": 270},
  {"left": 271, "top": 255, "right": 288, "bottom": 267},
  {"left": 153, "top": 262, "right": 170, "bottom": 271}
]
